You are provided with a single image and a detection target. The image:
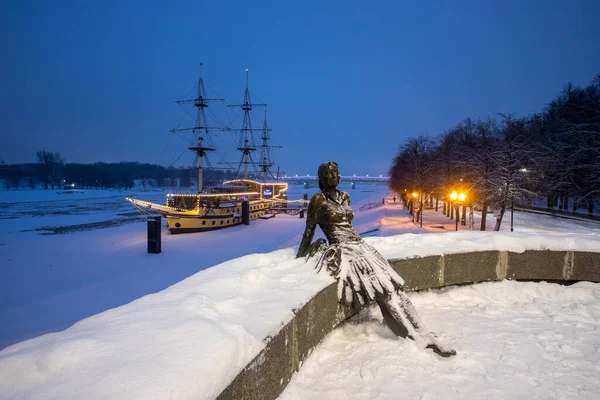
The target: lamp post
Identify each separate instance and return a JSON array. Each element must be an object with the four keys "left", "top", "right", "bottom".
[
  {"left": 450, "top": 191, "right": 467, "bottom": 231},
  {"left": 419, "top": 191, "right": 424, "bottom": 228},
  {"left": 510, "top": 182, "right": 514, "bottom": 232},
  {"left": 411, "top": 192, "right": 418, "bottom": 222}
]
